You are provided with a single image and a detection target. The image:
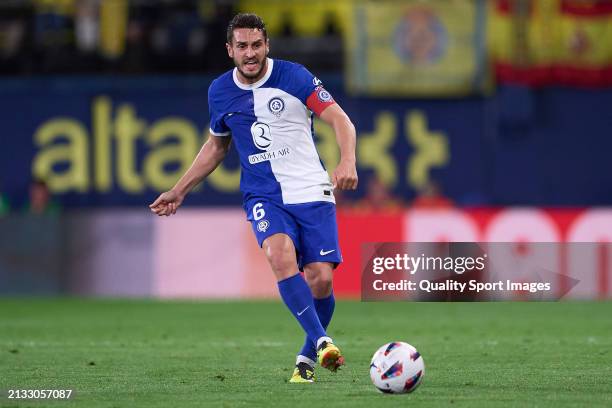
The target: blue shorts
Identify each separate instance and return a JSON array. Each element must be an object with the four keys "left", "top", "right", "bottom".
[{"left": 244, "top": 199, "right": 342, "bottom": 271}]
